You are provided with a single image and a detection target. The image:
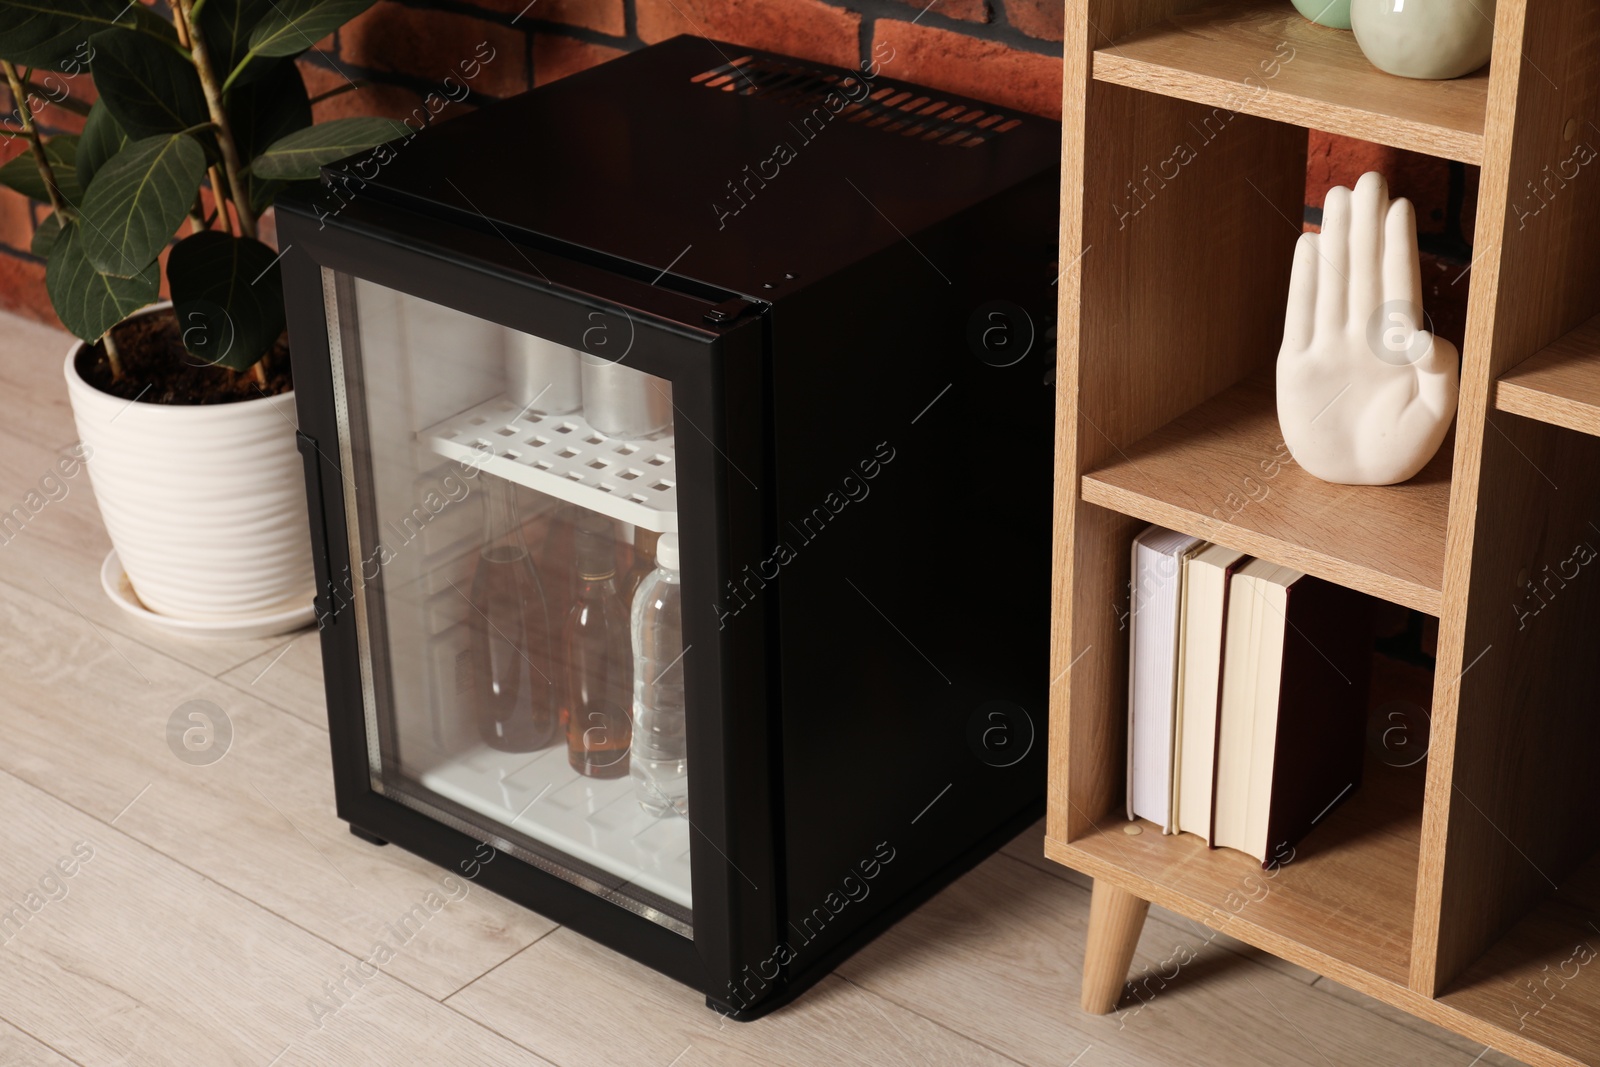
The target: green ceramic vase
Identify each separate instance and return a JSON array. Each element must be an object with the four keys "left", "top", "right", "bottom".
[
  {"left": 1351, "top": 0, "right": 1496, "bottom": 79},
  {"left": 1291, "top": 0, "right": 1352, "bottom": 29}
]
